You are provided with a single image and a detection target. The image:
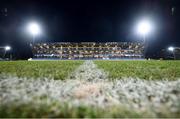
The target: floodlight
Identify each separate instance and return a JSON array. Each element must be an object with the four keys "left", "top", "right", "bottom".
[
  {"left": 137, "top": 20, "right": 152, "bottom": 36},
  {"left": 135, "top": 18, "right": 154, "bottom": 58},
  {"left": 27, "top": 22, "right": 41, "bottom": 36},
  {"left": 5, "top": 46, "right": 11, "bottom": 51},
  {"left": 168, "top": 47, "right": 174, "bottom": 52}
]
